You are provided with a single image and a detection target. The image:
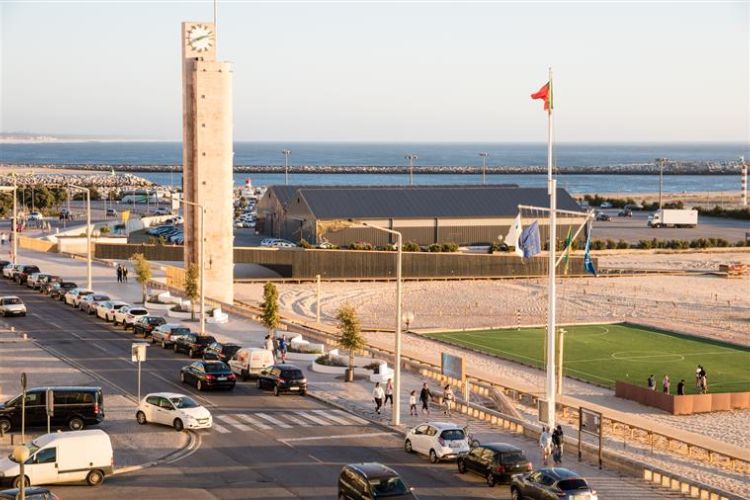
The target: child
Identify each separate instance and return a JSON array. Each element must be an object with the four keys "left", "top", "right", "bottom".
[{"left": 409, "top": 390, "right": 417, "bottom": 416}]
